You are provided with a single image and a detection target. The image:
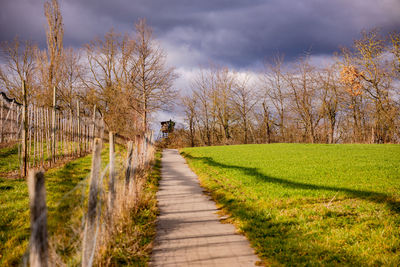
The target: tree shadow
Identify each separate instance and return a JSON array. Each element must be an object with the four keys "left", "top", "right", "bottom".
[
  {"left": 0, "top": 185, "right": 13, "bottom": 190},
  {"left": 181, "top": 152, "right": 400, "bottom": 265},
  {"left": 0, "top": 145, "right": 17, "bottom": 158}
]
